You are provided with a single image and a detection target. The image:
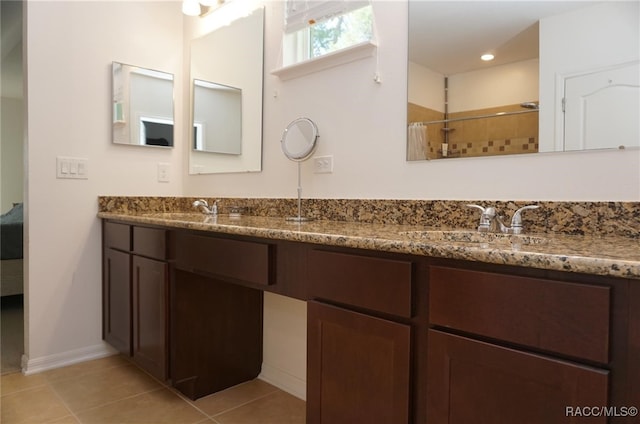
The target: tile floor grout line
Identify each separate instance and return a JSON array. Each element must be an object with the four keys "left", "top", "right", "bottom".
[
  {"left": 164, "top": 378, "right": 281, "bottom": 421},
  {"left": 165, "top": 386, "right": 222, "bottom": 421},
  {"left": 0, "top": 377, "right": 48, "bottom": 397},
  {"left": 46, "top": 376, "right": 167, "bottom": 421},
  {"left": 42, "top": 360, "right": 136, "bottom": 384},
  {"left": 44, "top": 376, "right": 84, "bottom": 424},
  {"left": 210, "top": 390, "right": 281, "bottom": 419}
]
